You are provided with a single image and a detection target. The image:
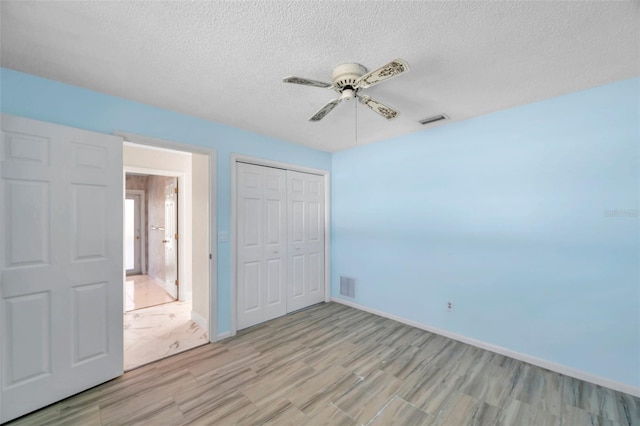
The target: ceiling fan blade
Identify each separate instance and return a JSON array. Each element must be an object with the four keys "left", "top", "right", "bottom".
[
  {"left": 358, "top": 95, "right": 399, "bottom": 120},
  {"left": 283, "top": 76, "right": 333, "bottom": 88},
  {"left": 355, "top": 58, "right": 410, "bottom": 89},
  {"left": 309, "top": 98, "right": 342, "bottom": 121}
]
